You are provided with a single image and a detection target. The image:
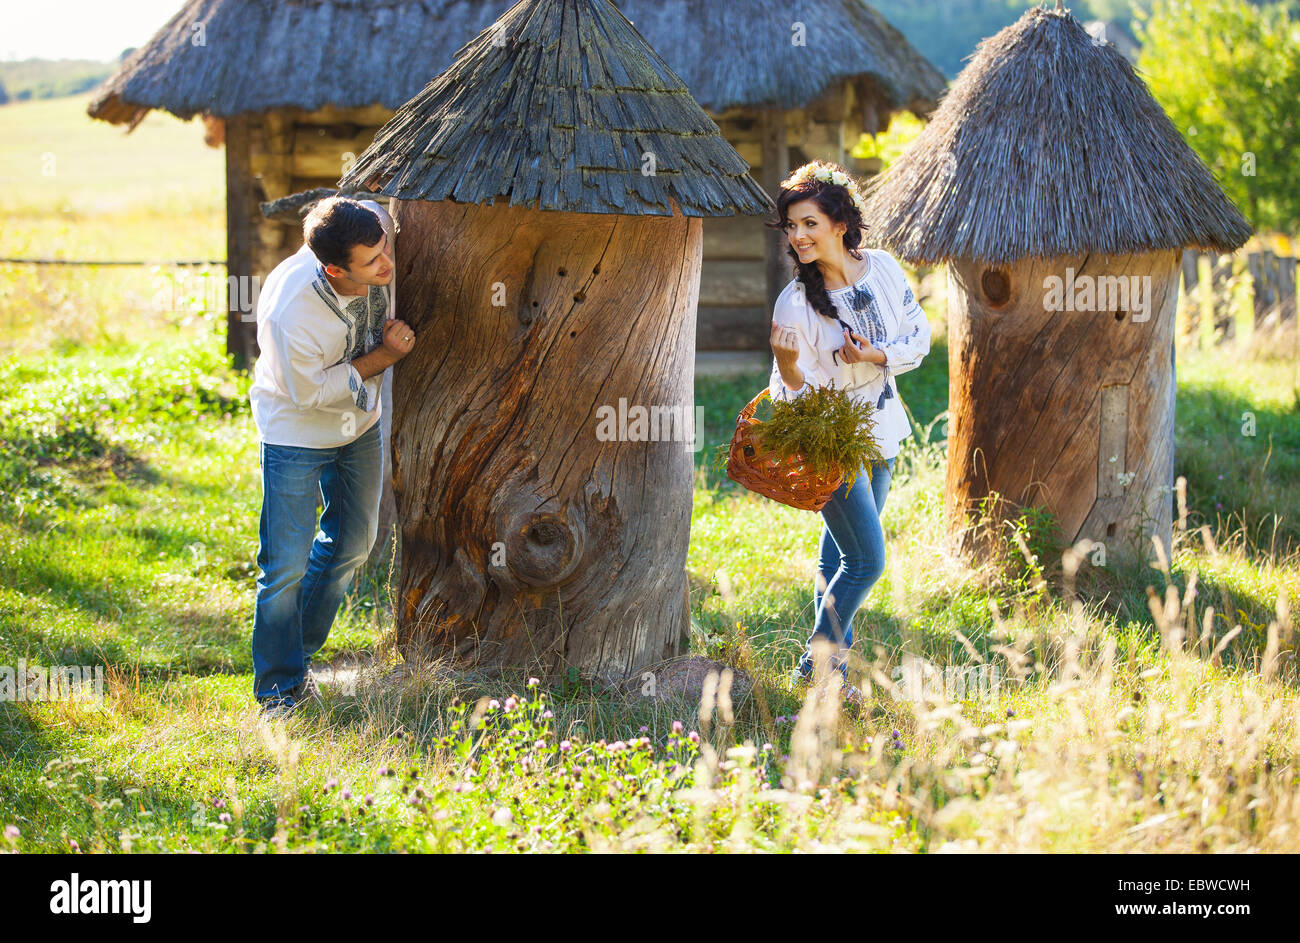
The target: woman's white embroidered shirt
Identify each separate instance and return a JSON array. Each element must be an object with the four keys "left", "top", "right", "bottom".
[{"left": 767, "top": 249, "right": 930, "bottom": 460}]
